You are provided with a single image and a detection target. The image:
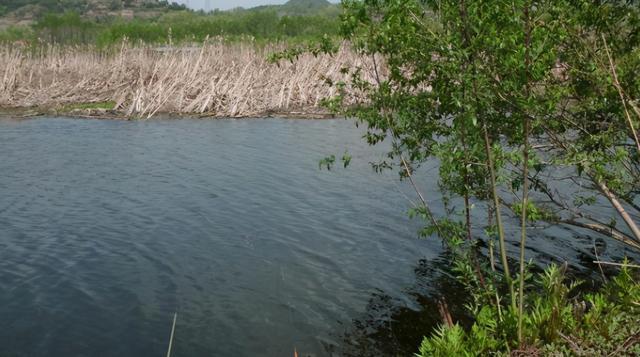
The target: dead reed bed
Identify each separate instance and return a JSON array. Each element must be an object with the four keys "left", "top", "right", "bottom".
[{"left": 0, "top": 42, "right": 379, "bottom": 118}]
